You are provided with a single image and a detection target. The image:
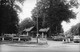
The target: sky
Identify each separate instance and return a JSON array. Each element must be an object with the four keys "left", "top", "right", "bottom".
[{"left": 15, "top": 0, "right": 37, "bottom": 23}]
